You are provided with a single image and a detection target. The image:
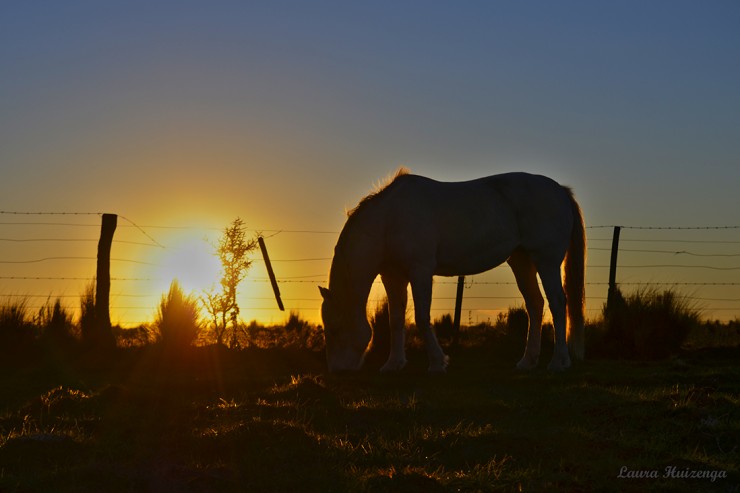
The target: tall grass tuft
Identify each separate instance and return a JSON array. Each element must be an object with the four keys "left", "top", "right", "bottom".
[
  {"left": 37, "top": 297, "right": 76, "bottom": 348},
  {"left": 0, "top": 296, "right": 34, "bottom": 351},
  {"left": 284, "top": 311, "right": 323, "bottom": 349},
  {"left": 490, "top": 306, "right": 553, "bottom": 358},
  {"left": 79, "top": 281, "right": 97, "bottom": 346},
  {"left": 601, "top": 286, "right": 700, "bottom": 360},
  {"left": 365, "top": 299, "right": 391, "bottom": 368},
  {"left": 434, "top": 313, "right": 455, "bottom": 342},
  {"left": 154, "top": 280, "right": 202, "bottom": 351},
  {"left": 239, "top": 313, "right": 323, "bottom": 350}
]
